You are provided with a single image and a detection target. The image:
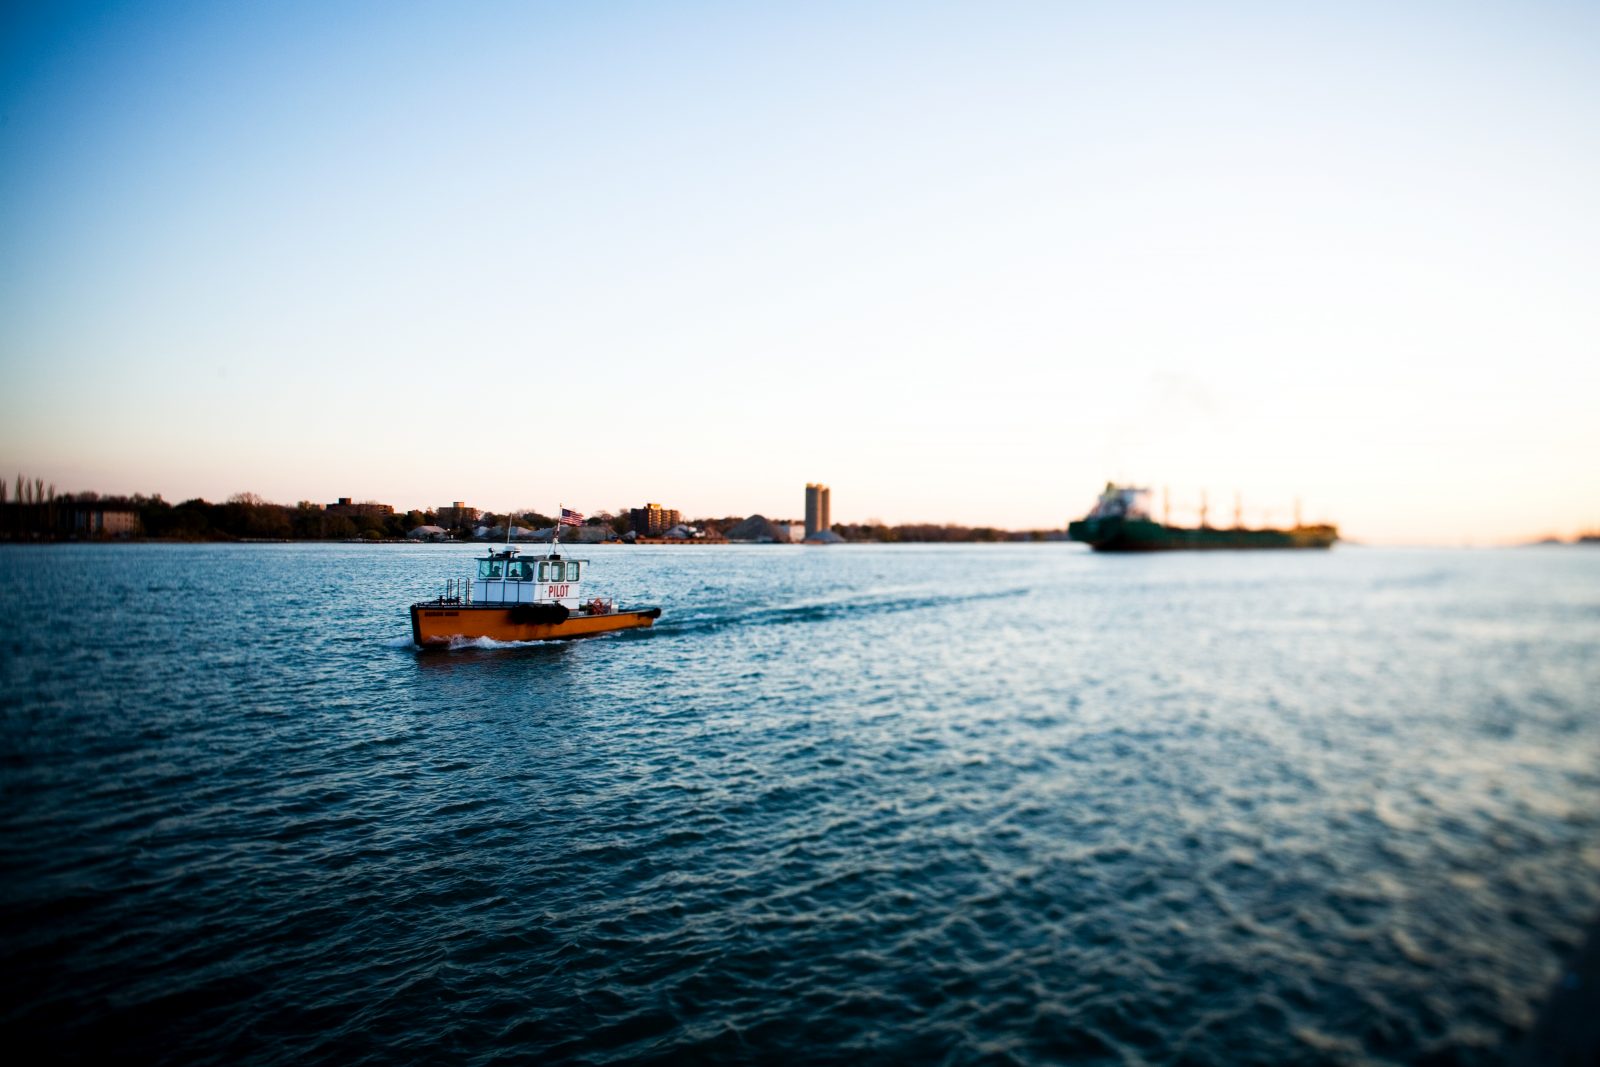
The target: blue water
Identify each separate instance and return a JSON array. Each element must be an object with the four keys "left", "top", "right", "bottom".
[{"left": 3, "top": 543, "right": 1599, "bottom": 1064}]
